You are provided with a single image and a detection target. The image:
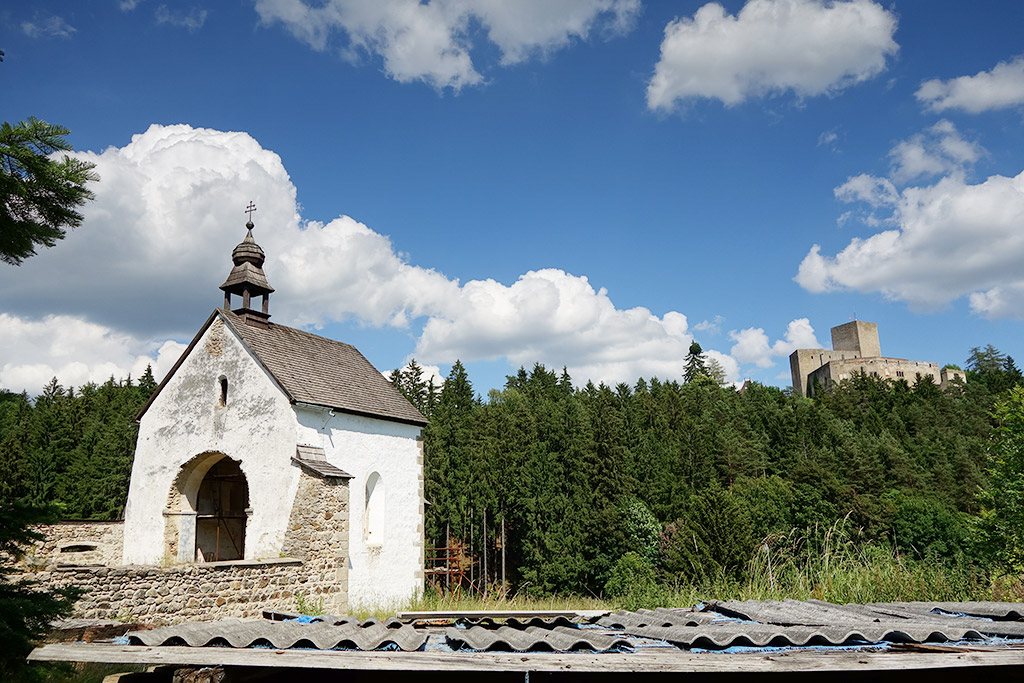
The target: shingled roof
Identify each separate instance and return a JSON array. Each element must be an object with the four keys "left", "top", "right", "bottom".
[{"left": 137, "top": 309, "right": 427, "bottom": 426}]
